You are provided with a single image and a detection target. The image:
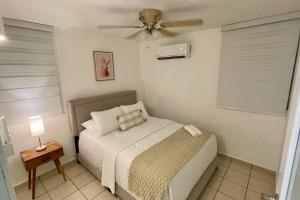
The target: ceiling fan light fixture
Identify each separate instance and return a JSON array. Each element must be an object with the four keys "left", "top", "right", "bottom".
[{"left": 152, "top": 30, "right": 160, "bottom": 39}]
